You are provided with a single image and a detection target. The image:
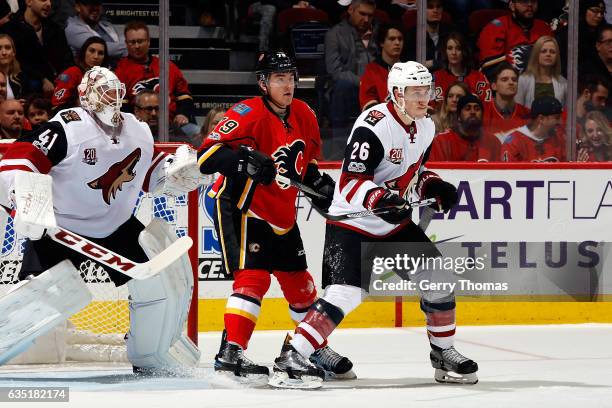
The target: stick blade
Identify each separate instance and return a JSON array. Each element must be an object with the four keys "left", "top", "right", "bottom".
[{"left": 134, "top": 236, "right": 193, "bottom": 280}]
